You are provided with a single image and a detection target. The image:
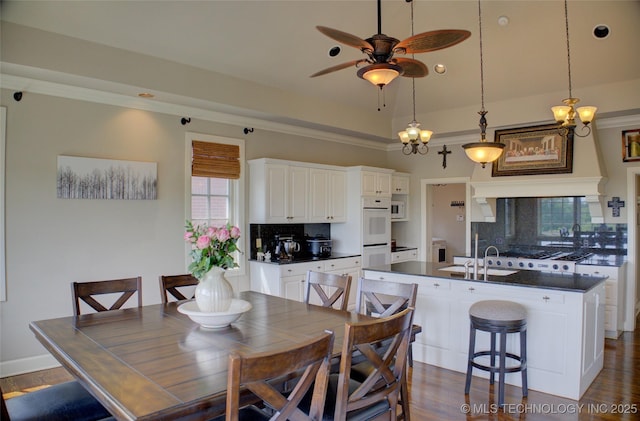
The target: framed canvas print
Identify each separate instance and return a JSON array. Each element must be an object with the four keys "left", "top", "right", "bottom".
[
  {"left": 492, "top": 123, "right": 573, "bottom": 177},
  {"left": 622, "top": 128, "right": 640, "bottom": 162}
]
